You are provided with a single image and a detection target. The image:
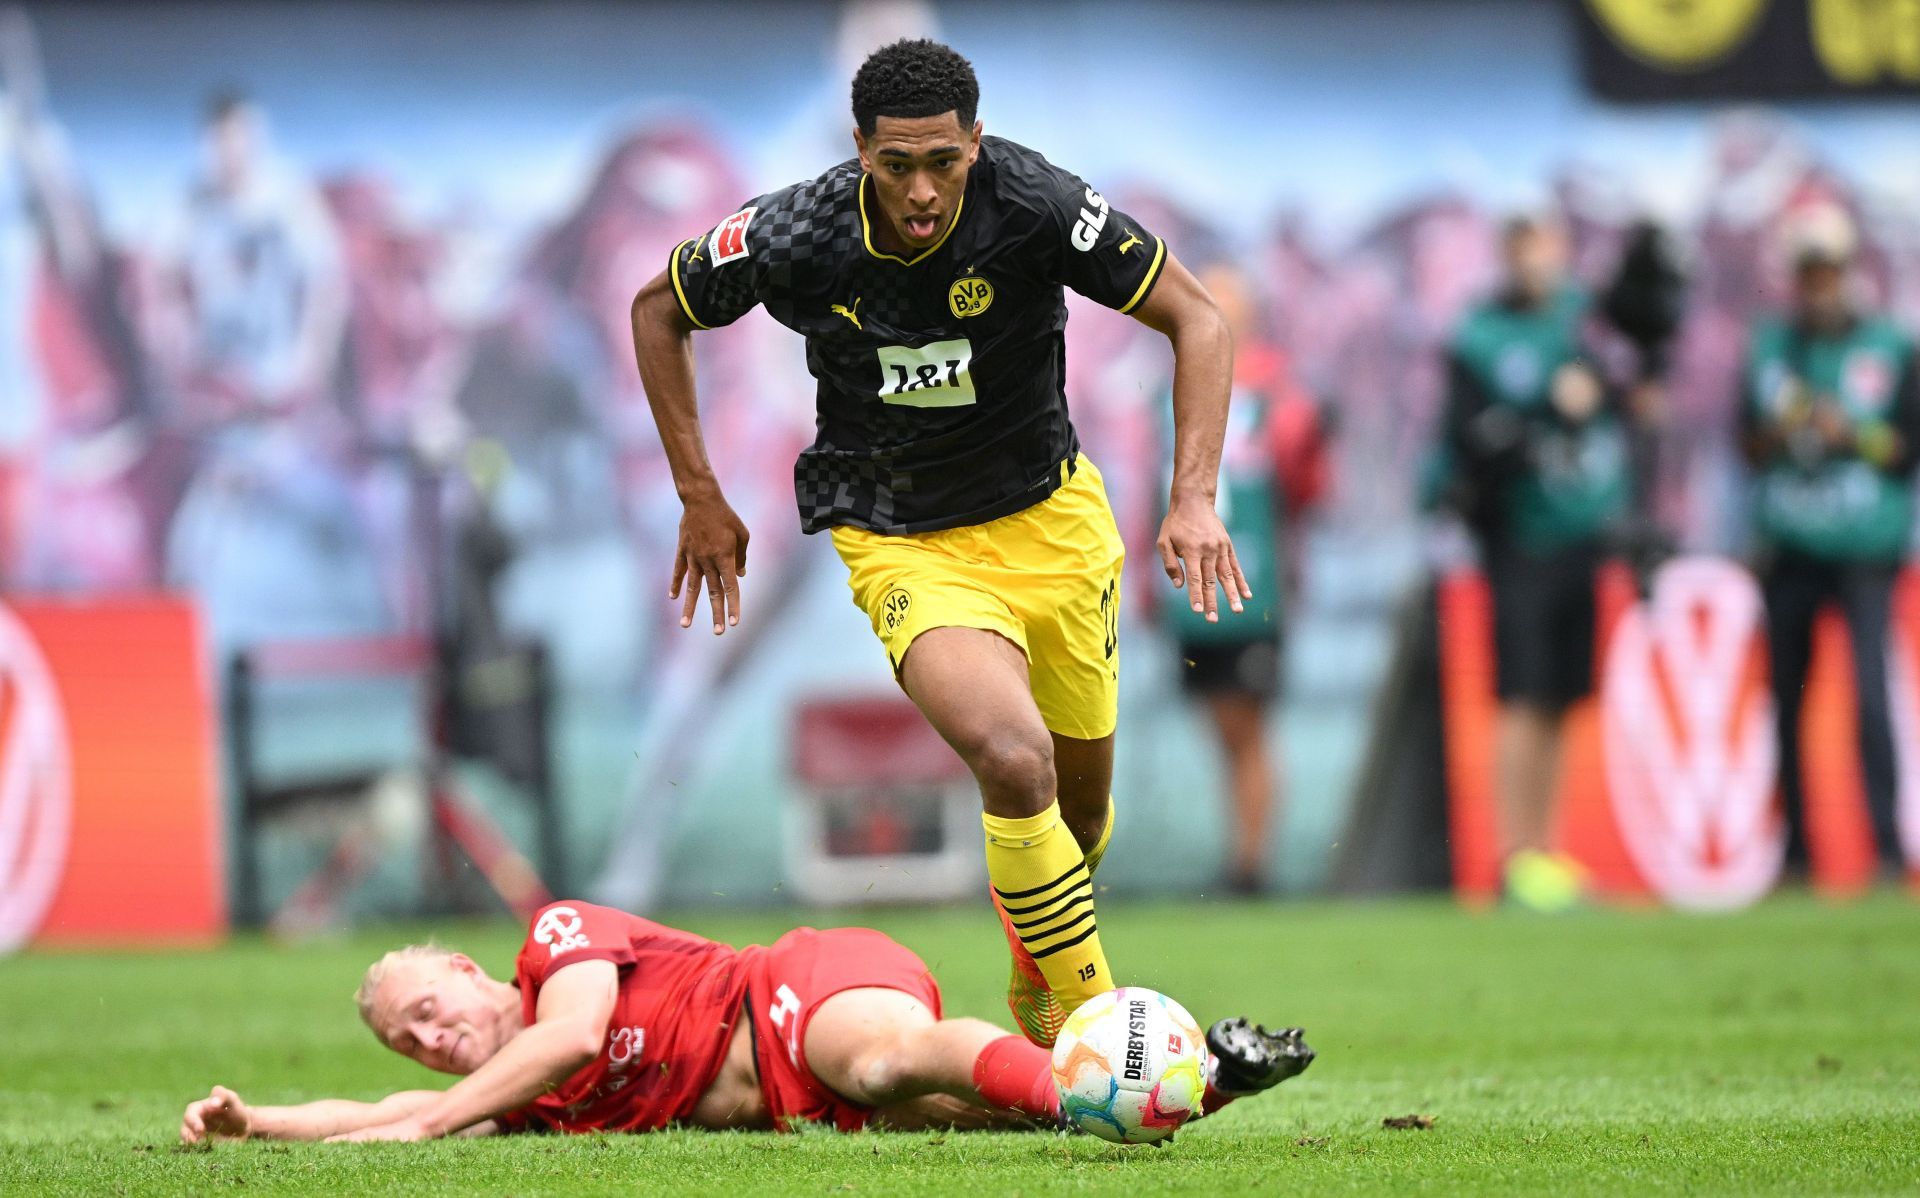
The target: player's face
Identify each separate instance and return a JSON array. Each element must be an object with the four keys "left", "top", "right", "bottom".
[
  {"left": 854, "top": 112, "right": 981, "bottom": 249},
  {"left": 1503, "top": 223, "right": 1566, "bottom": 305},
  {"left": 369, "top": 954, "right": 506, "bottom": 1076},
  {"left": 204, "top": 111, "right": 259, "bottom": 195},
  {"left": 1794, "top": 259, "right": 1848, "bottom": 329}
]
